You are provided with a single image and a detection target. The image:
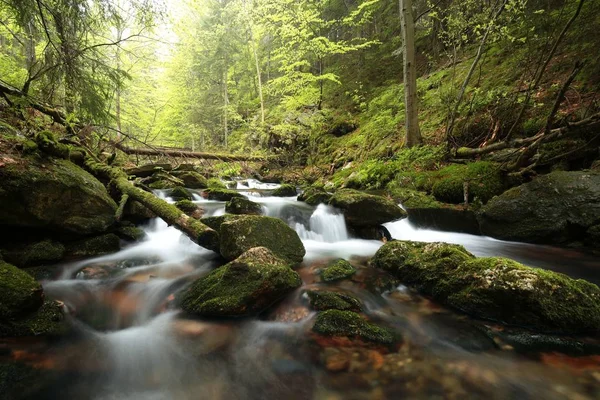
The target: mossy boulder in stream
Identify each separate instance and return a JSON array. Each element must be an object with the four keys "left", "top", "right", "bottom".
[
  {"left": 298, "top": 186, "right": 332, "bottom": 206},
  {"left": 372, "top": 241, "right": 600, "bottom": 333},
  {"left": 321, "top": 259, "right": 356, "bottom": 282},
  {"left": 478, "top": 171, "right": 600, "bottom": 247},
  {"left": 306, "top": 290, "right": 361, "bottom": 312},
  {"left": 225, "top": 197, "right": 263, "bottom": 215},
  {"left": 179, "top": 247, "right": 302, "bottom": 317},
  {"left": 312, "top": 310, "right": 396, "bottom": 345},
  {"left": 66, "top": 233, "right": 121, "bottom": 258},
  {"left": 329, "top": 189, "right": 406, "bottom": 228},
  {"left": 0, "top": 157, "right": 117, "bottom": 235},
  {"left": 271, "top": 184, "right": 297, "bottom": 197},
  {"left": 174, "top": 171, "right": 208, "bottom": 189},
  {"left": 168, "top": 186, "right": 193, "bottom": 201},
  {"left": 204, "top": 188, "right": 246, "bottom": 201},
  {"left": 219, "top": 215, "right": 306, "bottom": 263},
  {"left": 0, "top": 261, "right": 43, "bottom": 319},
  {"left": 1, "top": 240, "right": 65, "bottom": 267}
]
